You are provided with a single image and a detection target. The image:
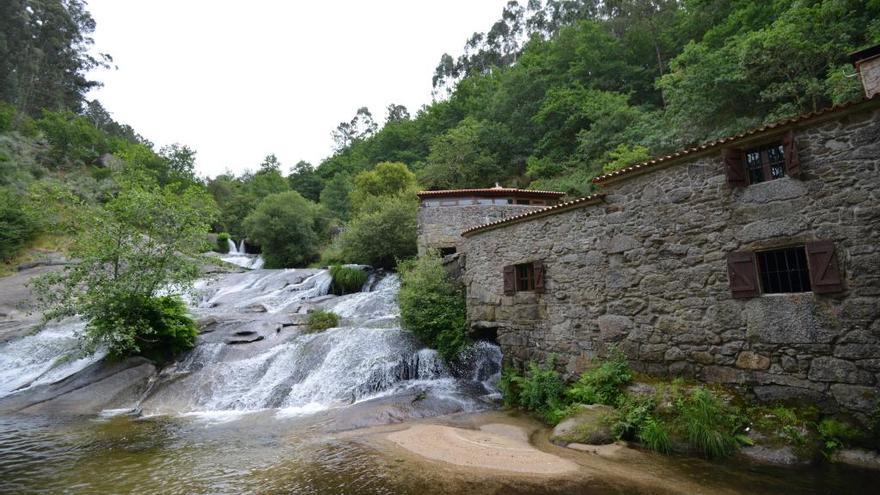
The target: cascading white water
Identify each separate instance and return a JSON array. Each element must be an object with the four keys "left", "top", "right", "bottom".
[
  {"left": 0, "top": 319, "right": 105, "bottom": 397},
  {"left": 219, "top": 238, "right": 264, "bottom": 270},
  {"left": 142, "top": 271, "right": 500, "bottom": 417},
  {"left": 0, "top": 267, "right": 502, "bottom": 421}
]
